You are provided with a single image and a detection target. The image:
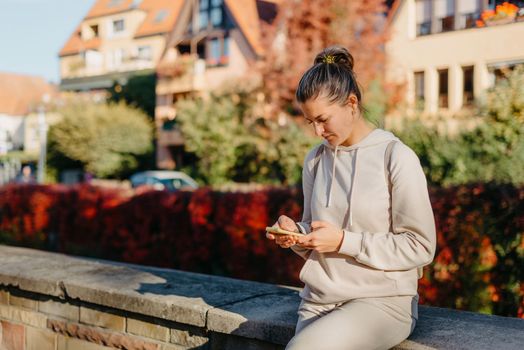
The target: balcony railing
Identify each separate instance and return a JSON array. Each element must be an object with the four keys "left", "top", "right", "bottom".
[{"left": 416, "top": 4, "right": 524, "bottom": 37}]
